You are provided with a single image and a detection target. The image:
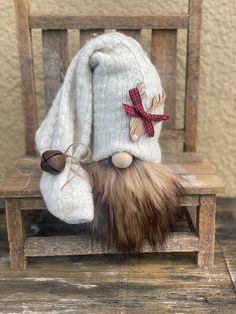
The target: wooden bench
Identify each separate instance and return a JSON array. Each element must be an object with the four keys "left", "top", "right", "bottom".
[{"left": 0, "top": 0, "right": 224, "bottom": 270}]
